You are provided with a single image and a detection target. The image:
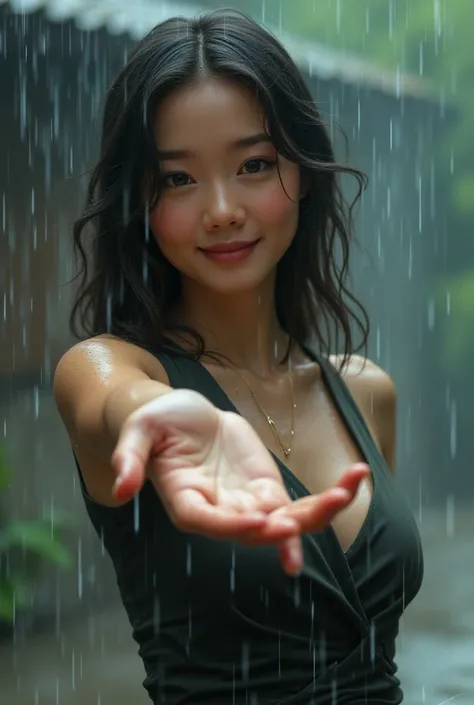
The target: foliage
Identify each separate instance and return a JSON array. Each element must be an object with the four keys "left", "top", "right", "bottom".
[
  {"left": 438, "top": 269, "right": 474, "bottom": 376},
  {"left": 0, "top": 446, "right": 74, "bottom": 624}
]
